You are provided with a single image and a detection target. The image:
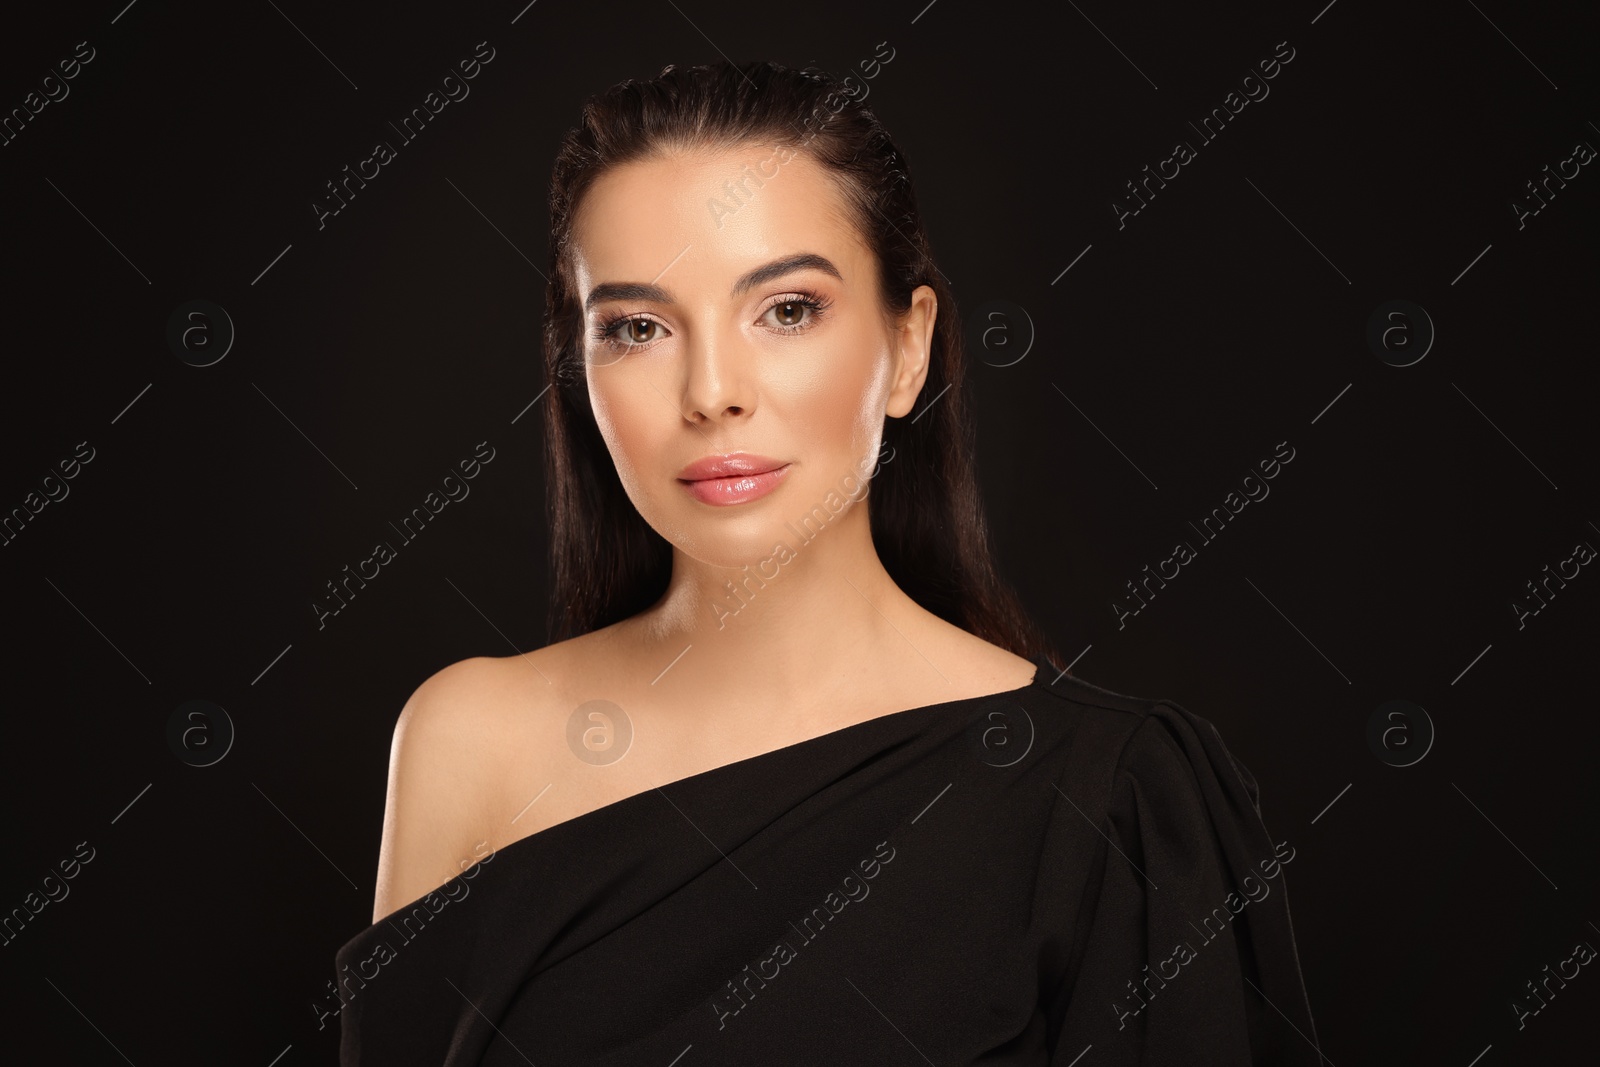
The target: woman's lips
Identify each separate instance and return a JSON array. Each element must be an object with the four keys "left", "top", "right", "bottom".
[
  {"left": 677, "top": 453, "right": 787, "bottom": 481},
  {"left": 678, "top": 462, "right": 792, "bottom": 506}
]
